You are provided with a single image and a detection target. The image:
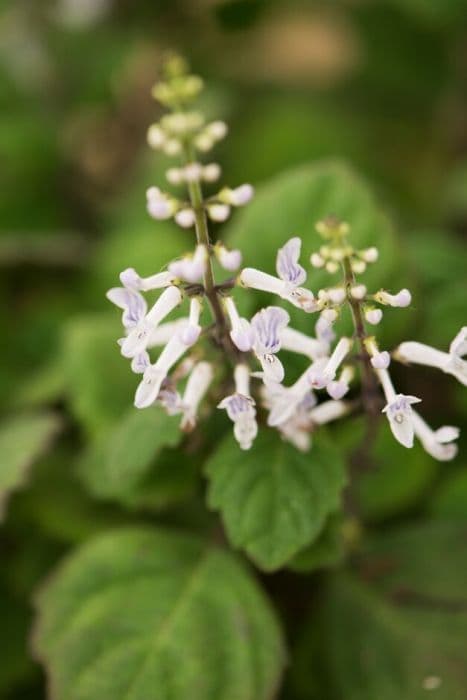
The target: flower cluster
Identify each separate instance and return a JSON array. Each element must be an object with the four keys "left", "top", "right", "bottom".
[{"left": 107, "top": 57, "right": 465, "bottom": 461}]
